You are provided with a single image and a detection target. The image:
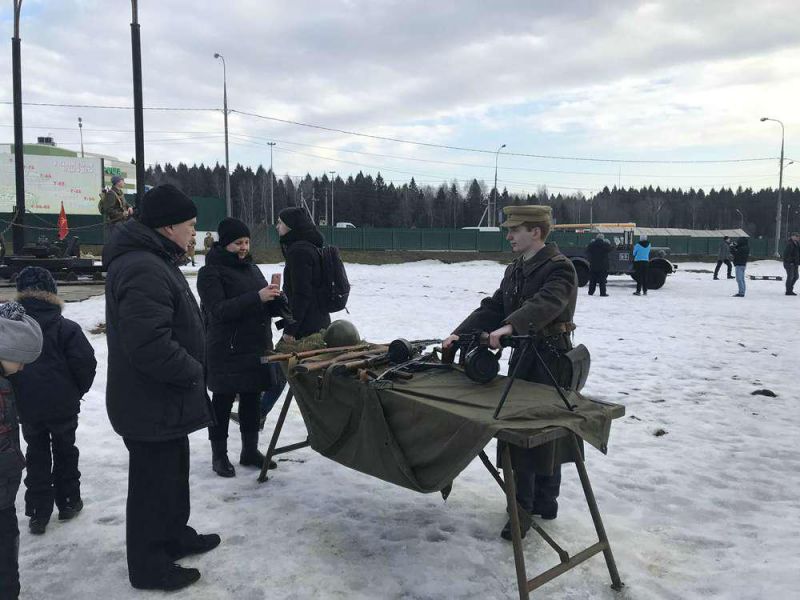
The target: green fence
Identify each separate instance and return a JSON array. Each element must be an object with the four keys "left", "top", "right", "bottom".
[{"left": 248, "top": 225, "right": 777, "bottom": 258}]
